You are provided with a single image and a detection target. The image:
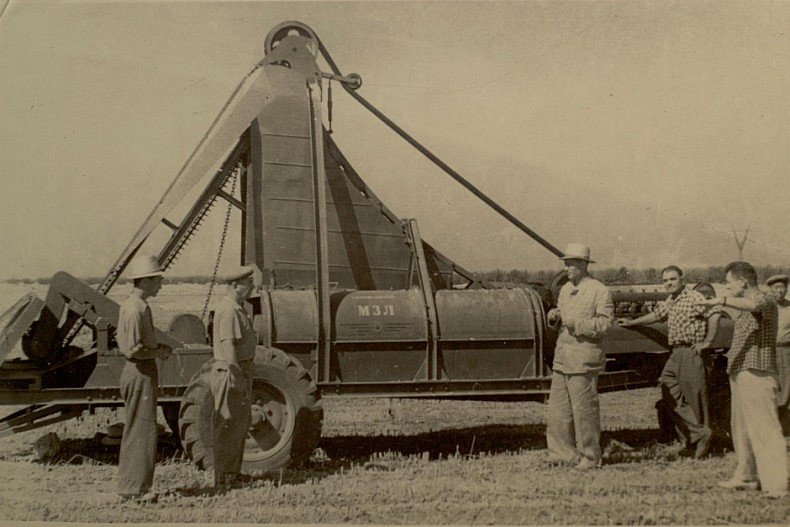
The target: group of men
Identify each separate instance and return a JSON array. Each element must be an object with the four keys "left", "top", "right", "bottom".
[
  {"left": 112, "top": 246, "right": 789, "bottom": 502},
  {"left": 115, "top": 255, "right": 256, "bottom": 503},
  {"left": 546, "top": 243, "right": 789, "bottom": 499}
]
